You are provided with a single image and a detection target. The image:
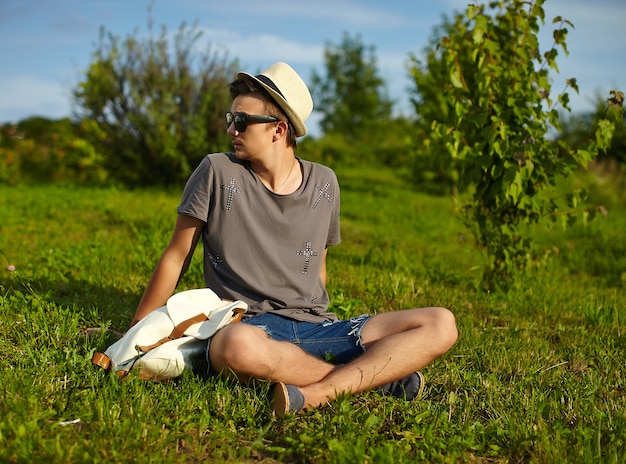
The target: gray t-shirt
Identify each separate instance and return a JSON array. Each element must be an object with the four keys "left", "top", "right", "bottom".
[{"left": 178, "top": 152, "right": 341, "bottom": 323}]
